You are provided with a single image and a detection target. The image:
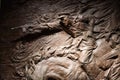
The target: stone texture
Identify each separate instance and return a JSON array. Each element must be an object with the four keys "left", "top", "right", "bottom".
[{"left": 0, "top": 0, "right": 120, "bottom": 80}]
